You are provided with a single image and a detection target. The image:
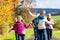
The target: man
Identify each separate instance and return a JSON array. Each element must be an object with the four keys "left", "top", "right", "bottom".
[{"left": 37, "top": 10, "right": 46, "bottom": 40}]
